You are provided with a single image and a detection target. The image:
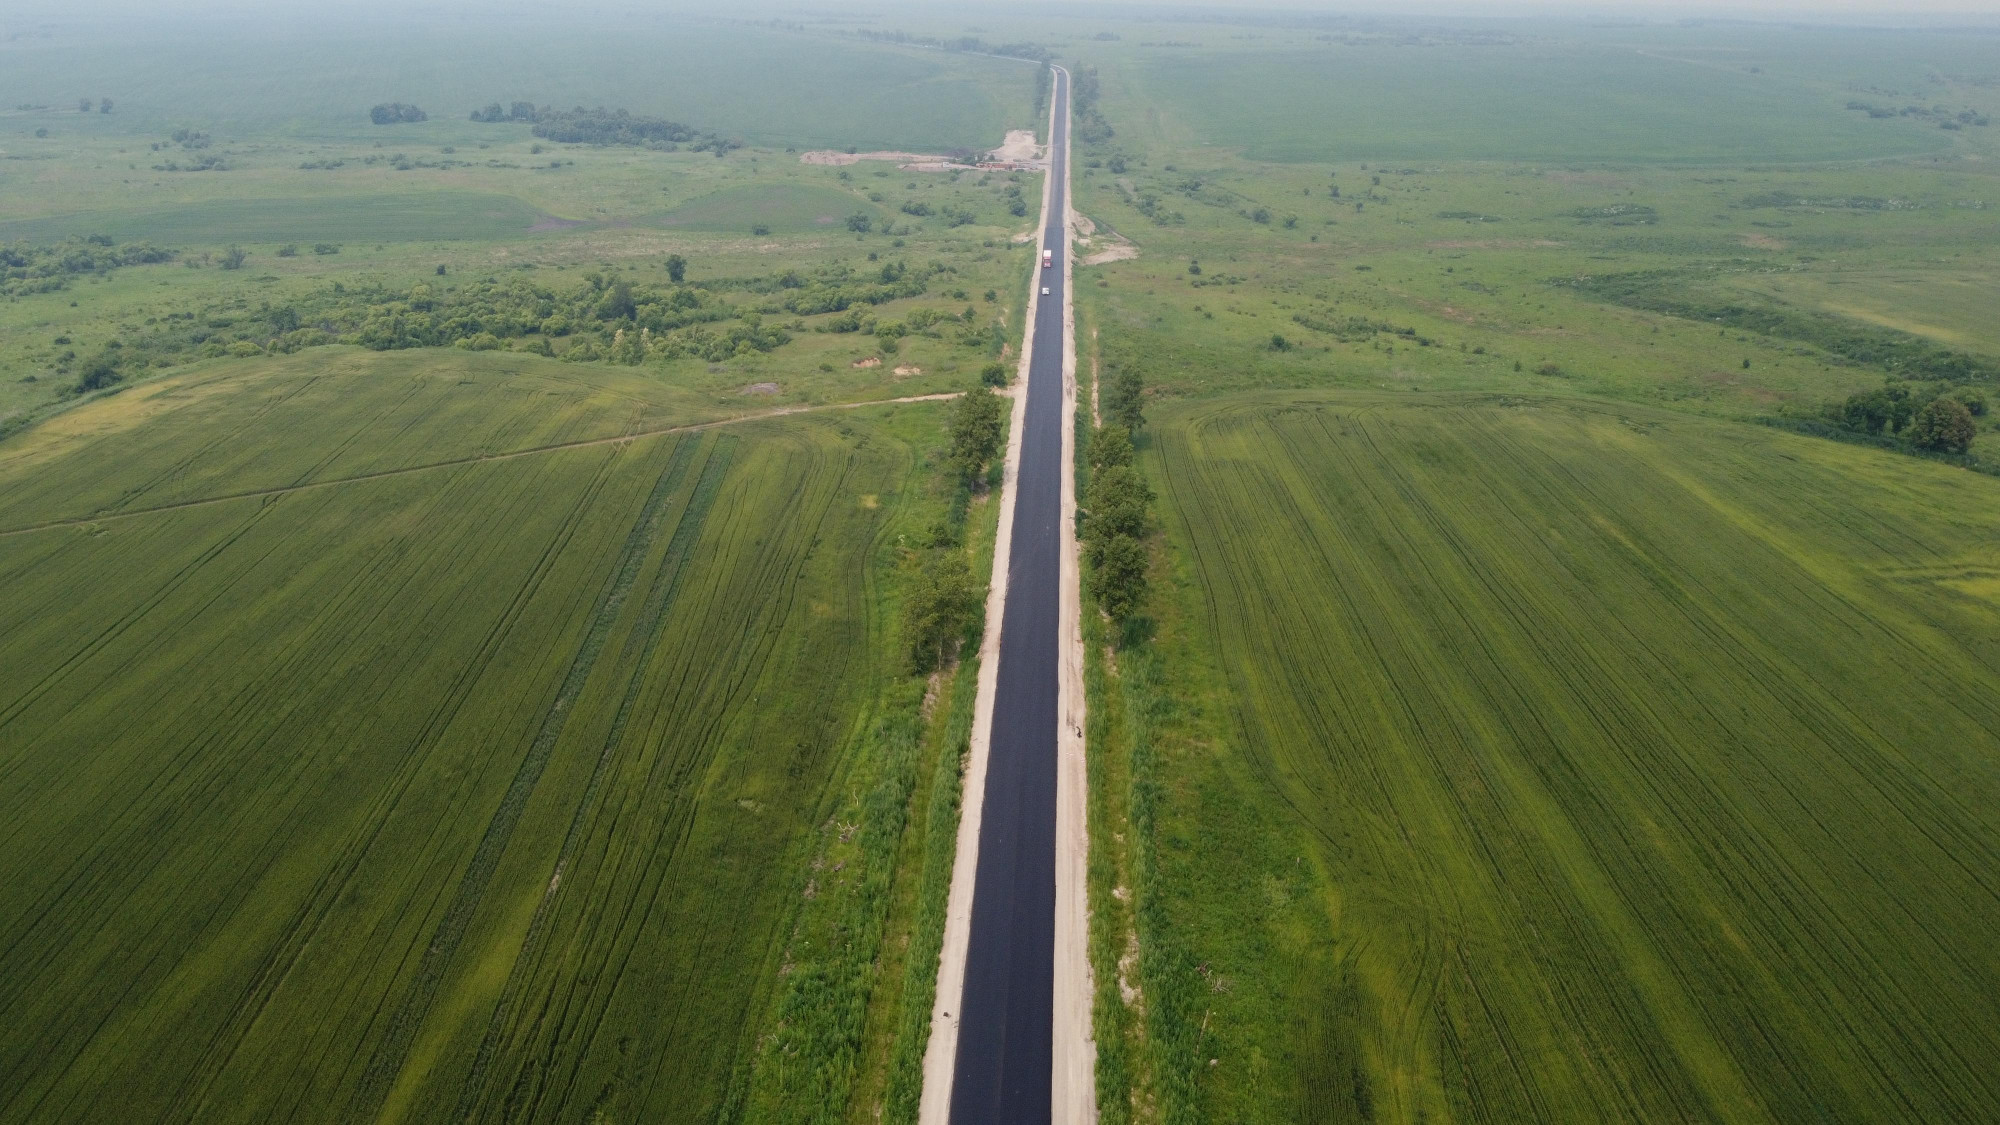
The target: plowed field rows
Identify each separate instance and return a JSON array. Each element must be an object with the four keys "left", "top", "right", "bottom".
[
  {"left": 1149, "top": 392, "right": 2000, "bottom": 1123},
  {"left": 0, "top": 356, "right": 924, "bottom": 1123}
]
